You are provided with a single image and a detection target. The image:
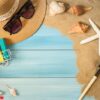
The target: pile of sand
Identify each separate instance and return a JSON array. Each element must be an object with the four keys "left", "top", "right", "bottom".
[{"left": 44, "top": 0, "right": 100, "bottom": 99}]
